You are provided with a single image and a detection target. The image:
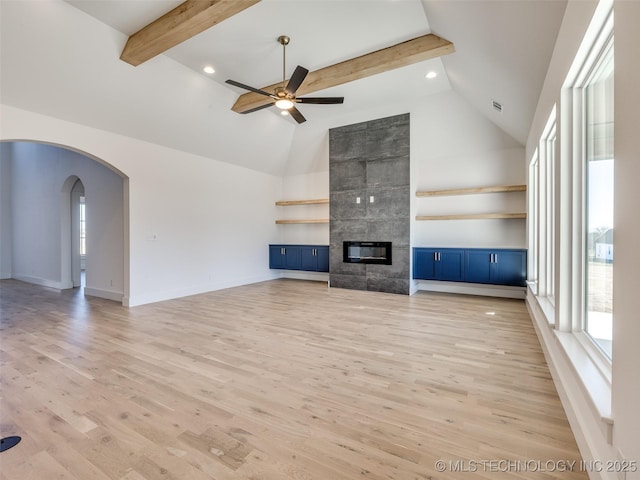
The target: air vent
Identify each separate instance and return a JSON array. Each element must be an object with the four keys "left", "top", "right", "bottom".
[{"left": 492, "top": 99, "right": 503, "bottom": 113}]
